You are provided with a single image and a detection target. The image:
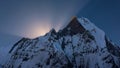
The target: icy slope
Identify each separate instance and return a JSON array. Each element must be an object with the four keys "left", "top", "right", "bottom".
[
  {"left": 3, "top": 17, "right": 120, "bottom": 68},
  {"left": 78, "top": 18, "right": 106, "bottom": 48}
]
